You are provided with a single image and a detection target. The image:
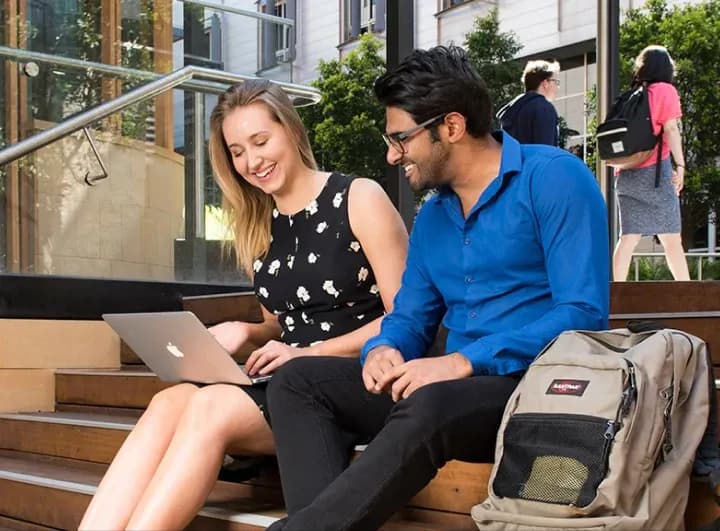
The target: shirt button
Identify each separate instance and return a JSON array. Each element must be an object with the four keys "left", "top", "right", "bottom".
[
  {"left": 469, "top": 311, "right": 477, "bottom": 319},
  {"left": 464, "top": 238, "right": 471, "bottom": 245},
  {"left": 465, "top": 276, "right": 473, "bottom": 284}
]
